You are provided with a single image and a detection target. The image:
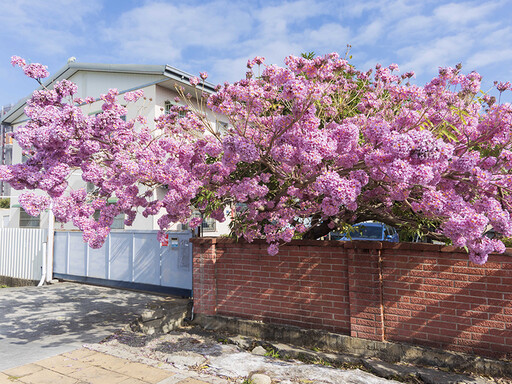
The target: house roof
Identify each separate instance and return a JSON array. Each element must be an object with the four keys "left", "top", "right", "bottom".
[{"left": 1, "top": 62, "right": 217, "bottom": 125}]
